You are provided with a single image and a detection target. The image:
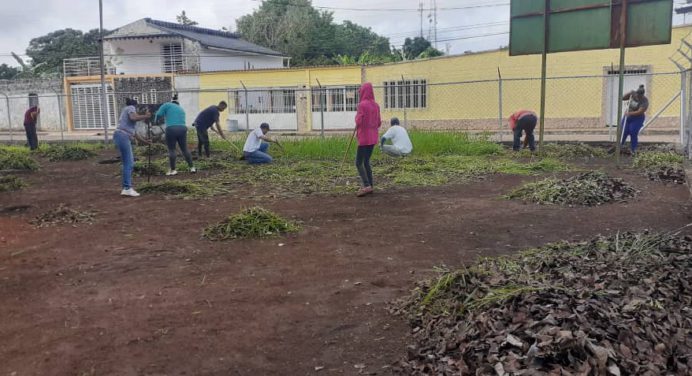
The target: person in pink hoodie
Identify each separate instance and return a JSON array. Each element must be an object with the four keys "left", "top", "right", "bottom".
[{"left": 354, "top": 82, "right": 381, "bottom": 197}]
